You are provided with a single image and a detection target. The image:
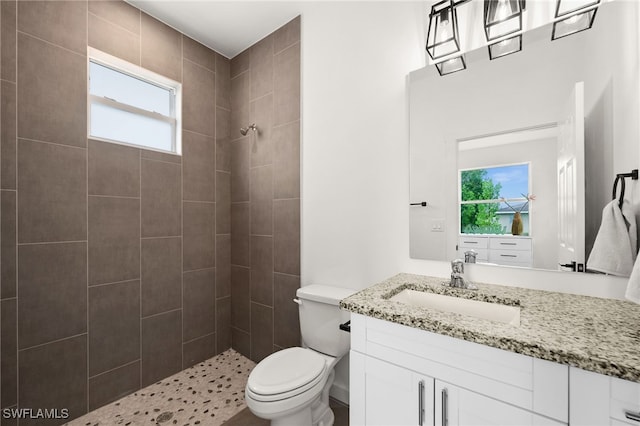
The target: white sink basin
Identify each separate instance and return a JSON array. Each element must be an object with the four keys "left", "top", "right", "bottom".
[{"left": 389, "top": 289, "right": 521, "bottom": 326}]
